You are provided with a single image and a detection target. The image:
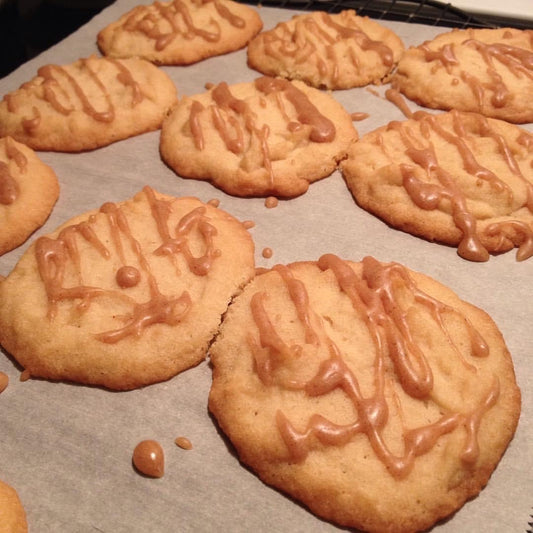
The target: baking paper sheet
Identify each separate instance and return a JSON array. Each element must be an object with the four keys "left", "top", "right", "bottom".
[{"left": 0, "top": 2, "right": 531, "bottom": 531}]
